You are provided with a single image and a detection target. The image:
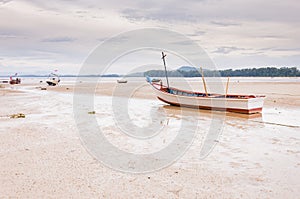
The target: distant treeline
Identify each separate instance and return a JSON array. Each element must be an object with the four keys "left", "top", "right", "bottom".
[
  {"left": 144, "top": 67, "right": 300, "bottom": 77},
  {"left": 2, "top": 67, "right": 299, "bottom": 78}
]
